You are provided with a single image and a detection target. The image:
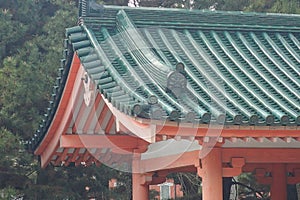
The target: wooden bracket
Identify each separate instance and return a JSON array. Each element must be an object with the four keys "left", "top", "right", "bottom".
[
  {"left": 138, "top": 172, "right": 168, "bottom": 186},
  {"left": 196, "top": 157, "right": 245, "bottom": 177},
  {"left": 139, "top": 172, "right": 154, "bottom": 185},
  {"left": 254, "top": 168, "right": 272, "bottom": 185},
  {"left": 151, "top": 176, "right": 167, "bottom": 185},
  {"left": 223, "top": 157, "right": 245, "bottom": 177},
  {"left": 195, "top": 159, "right": 203, "bottom": 177},
  {"left": 287, "top": 168, "right": 300, "bottom": 184},
  {"left": 253, "top": 167, "right": 300, "bottom": 185}
]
